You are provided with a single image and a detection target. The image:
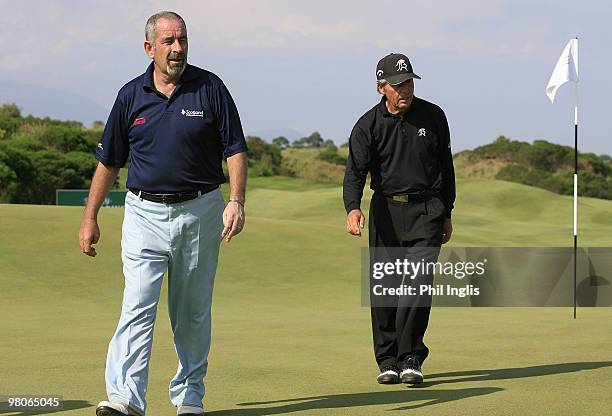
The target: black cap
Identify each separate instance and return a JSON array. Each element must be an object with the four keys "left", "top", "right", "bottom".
[{"left": 376, "top": 53, "right": 421, "bottom": 85}]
